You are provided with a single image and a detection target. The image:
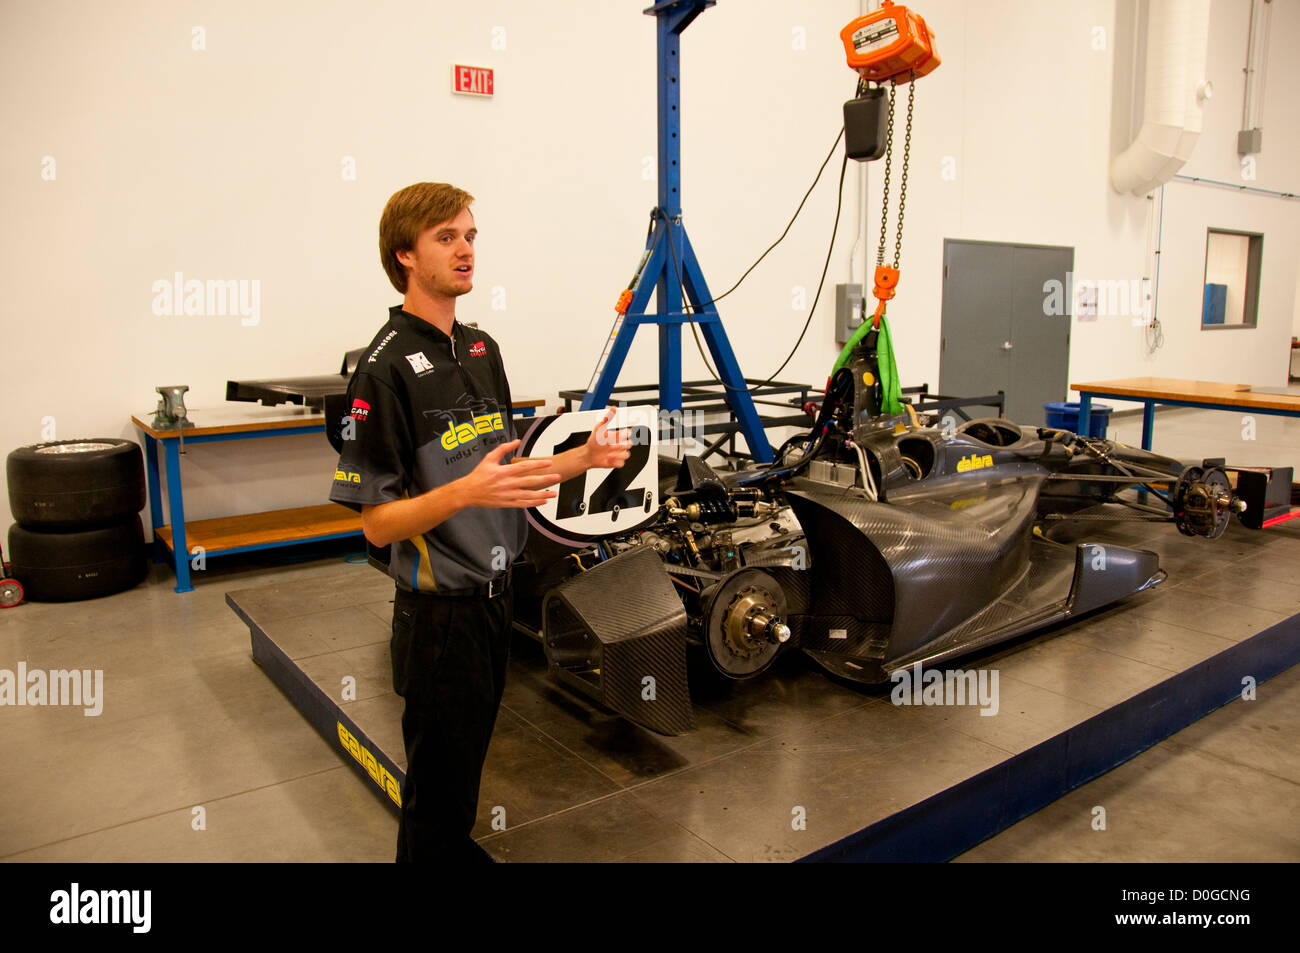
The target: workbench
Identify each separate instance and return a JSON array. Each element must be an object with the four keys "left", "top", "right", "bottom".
[
  {"left": 132, "top": 399, "right": 545, "bottom": 593},
  {"left": 1072, "top": 377, "right": 1300, "bottom": 447}
]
